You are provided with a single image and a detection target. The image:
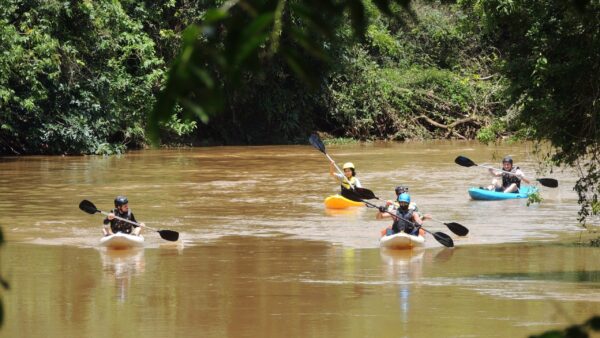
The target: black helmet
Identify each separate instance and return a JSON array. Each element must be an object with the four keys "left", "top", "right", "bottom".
[
  {"left": 502, "top": 156, "right": 513, "bottom": 164},
  {"left": 395, "top": 186, "right": 408, "bottom": 196},
  {"left": 114, "top": 196, "right": 128, "bottom": 207}
]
